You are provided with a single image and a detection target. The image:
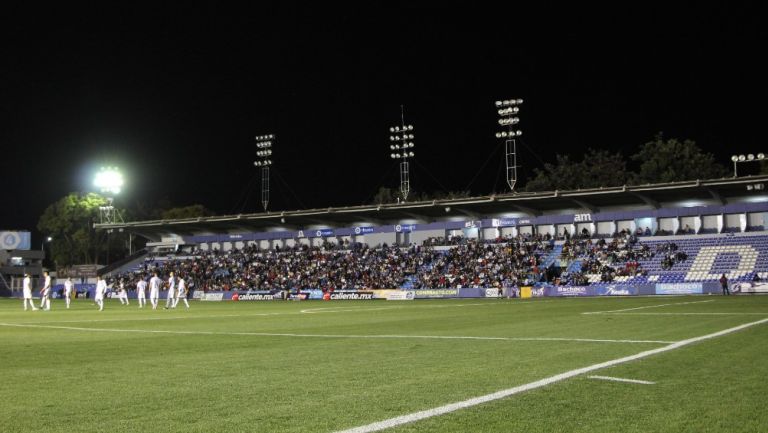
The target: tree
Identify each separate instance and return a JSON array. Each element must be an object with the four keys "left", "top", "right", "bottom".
[
  {"left": 371, "top": 187, "right": 396, "bottom": 205},
  {"left": 524, "top": 149, "right": 629, "bottom": 192},
  {"left": 37, "top": 193, "right": 124, "bottom": 266},
  {"left": 630, "top": 134, "right": 728, "bottom": 184},
  {"left": 161, "top": 204, "right": 214, "bottom": 219}
]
